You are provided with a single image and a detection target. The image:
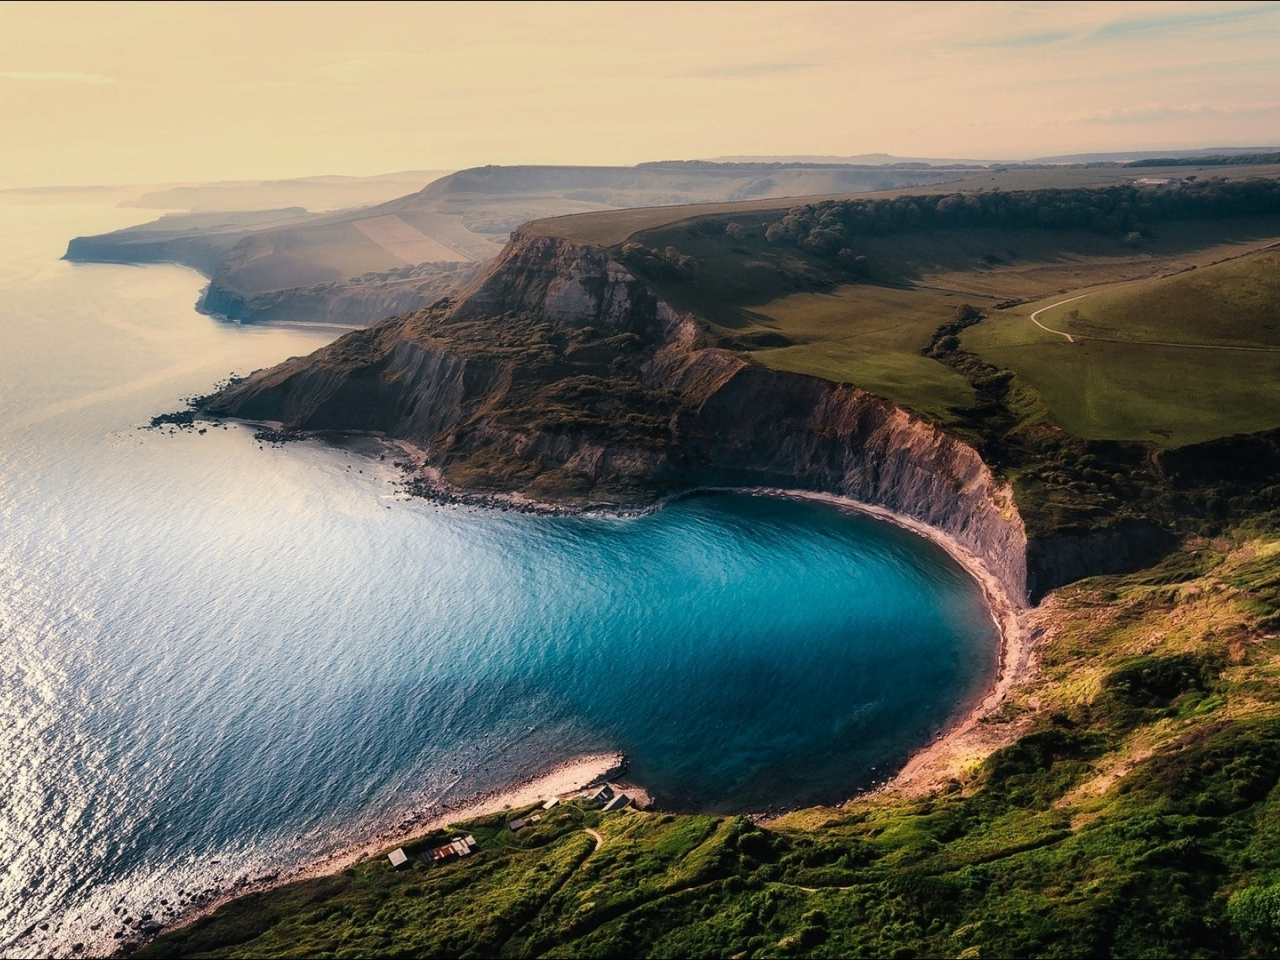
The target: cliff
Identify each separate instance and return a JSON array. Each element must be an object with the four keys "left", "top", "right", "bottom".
[
  {"left": 206, "top": 229, "right": 1031, "bottom": 602},
  {"left": 196, "top": 262, "right": 483, "bottom": 325}
]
